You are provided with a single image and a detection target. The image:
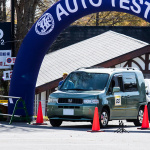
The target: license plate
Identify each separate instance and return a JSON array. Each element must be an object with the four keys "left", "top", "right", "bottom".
[{"left": 63, "top": 109, "right": 74, "bottom": 115}]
